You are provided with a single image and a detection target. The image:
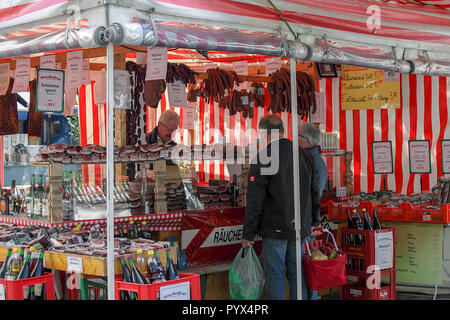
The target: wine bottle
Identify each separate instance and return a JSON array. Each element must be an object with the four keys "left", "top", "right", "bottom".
[
  {"left": 0, "top": 189, "right": 9, "bottom": 216},
  {"left": 132, "top": 221, "right": 139, "bottom": 240},
  {"left": 165, "top": 250, "right": 180, "bottom": 280},
  {"left": 5, "top": 247, "right": 23, "bottom": 280},
  {"left": 37, "top": 175, "right": 44, "bottom": 217},
  {"left": 373, "top": 210, "right": 383, "bottom": 230},
  {"left": 119, "top": 256, "right": 135, "bottom": 300},
  {"left": 0, "top": 248, "right": 12, "bottom": 278},
  {"left": 17, "top": 251, "right": 31, "bottom": 300},
  {"left": 135, "top": 249, "right": 147, "bottom": 279},
  {"left": 9, "top": 180, "right": 16, "bottom": 215},
  {"left": 352, "top": 209, "right": 364, "bottom": 245},
  {"left": 362, "top": 209, "right": 373, "bottom": 230},
  {"left": 118, "top": 224, "right": 125, "bottom": 238},
  {"left": 30, "top": 251, "right": 45, "bottom": 300},
  {"left": 28, "top": 175, "right": 36, "bottom": 218},
  {"left": 345, "top": 209, "right": 354, "bottom": 244},
  {"left": 17, "top": 251, "right": 31, "bottom": 279},
  {"left": 127, "top": 256, "right": 148, "bottom": 284}
]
